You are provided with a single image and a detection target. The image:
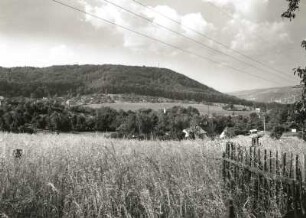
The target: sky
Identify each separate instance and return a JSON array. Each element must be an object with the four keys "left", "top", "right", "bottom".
[{"left": 0, "top": 0, "right": 305, "bottom": 92}]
